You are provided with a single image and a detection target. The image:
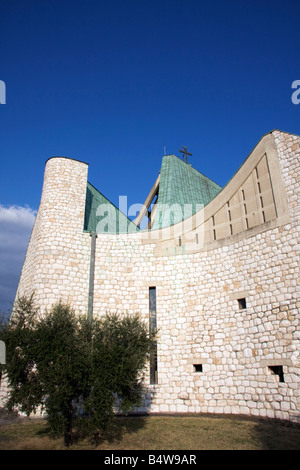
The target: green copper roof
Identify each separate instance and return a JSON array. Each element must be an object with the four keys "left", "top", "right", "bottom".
[
  {"left": 151, "top": 154, "right": 222, "bottom": 230},
  {"left": 84, "top": 182, "right": 139, "bottom": 234},
  {"left": 84, "top": 154, "right": 221, "bottom": 233}
]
